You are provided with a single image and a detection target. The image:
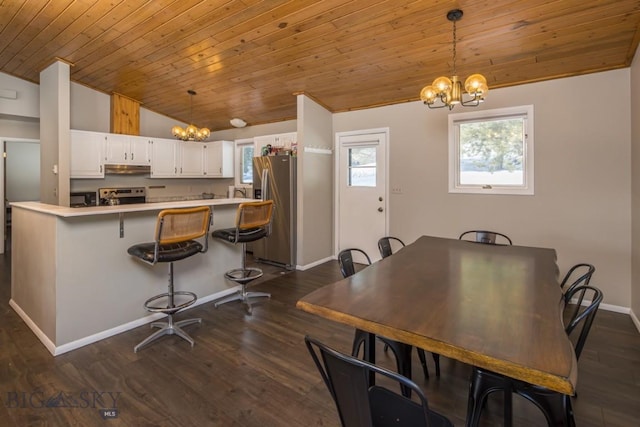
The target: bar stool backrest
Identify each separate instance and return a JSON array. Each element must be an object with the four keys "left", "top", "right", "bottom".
[
  {"left": 156, "top": 206, "right": 212, "bottom": 245},
  {"left": 236, "top": 200, "right": 274, "bottom": 230}
]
